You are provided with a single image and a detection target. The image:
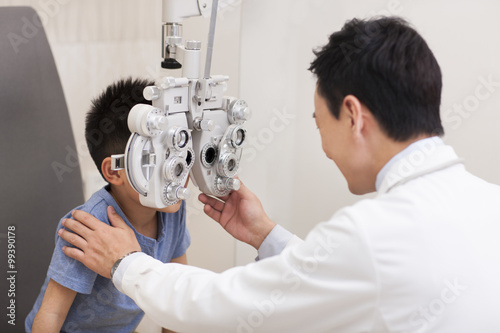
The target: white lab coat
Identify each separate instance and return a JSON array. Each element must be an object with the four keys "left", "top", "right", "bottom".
[{"left": 114, "top": 139, "right": 500, "bottom": 332}]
